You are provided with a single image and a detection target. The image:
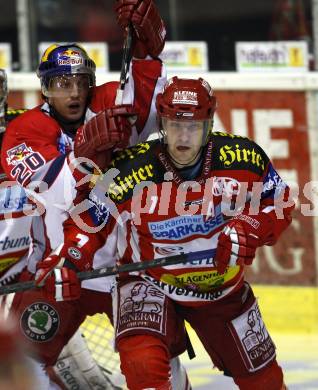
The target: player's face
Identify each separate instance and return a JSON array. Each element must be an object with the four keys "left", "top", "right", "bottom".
[
  {"left": 48, "top": 74, "right": 90, "bottom": 122},
  {"left": 163, "top": 118, "right": 205, "bottom": 166}
]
